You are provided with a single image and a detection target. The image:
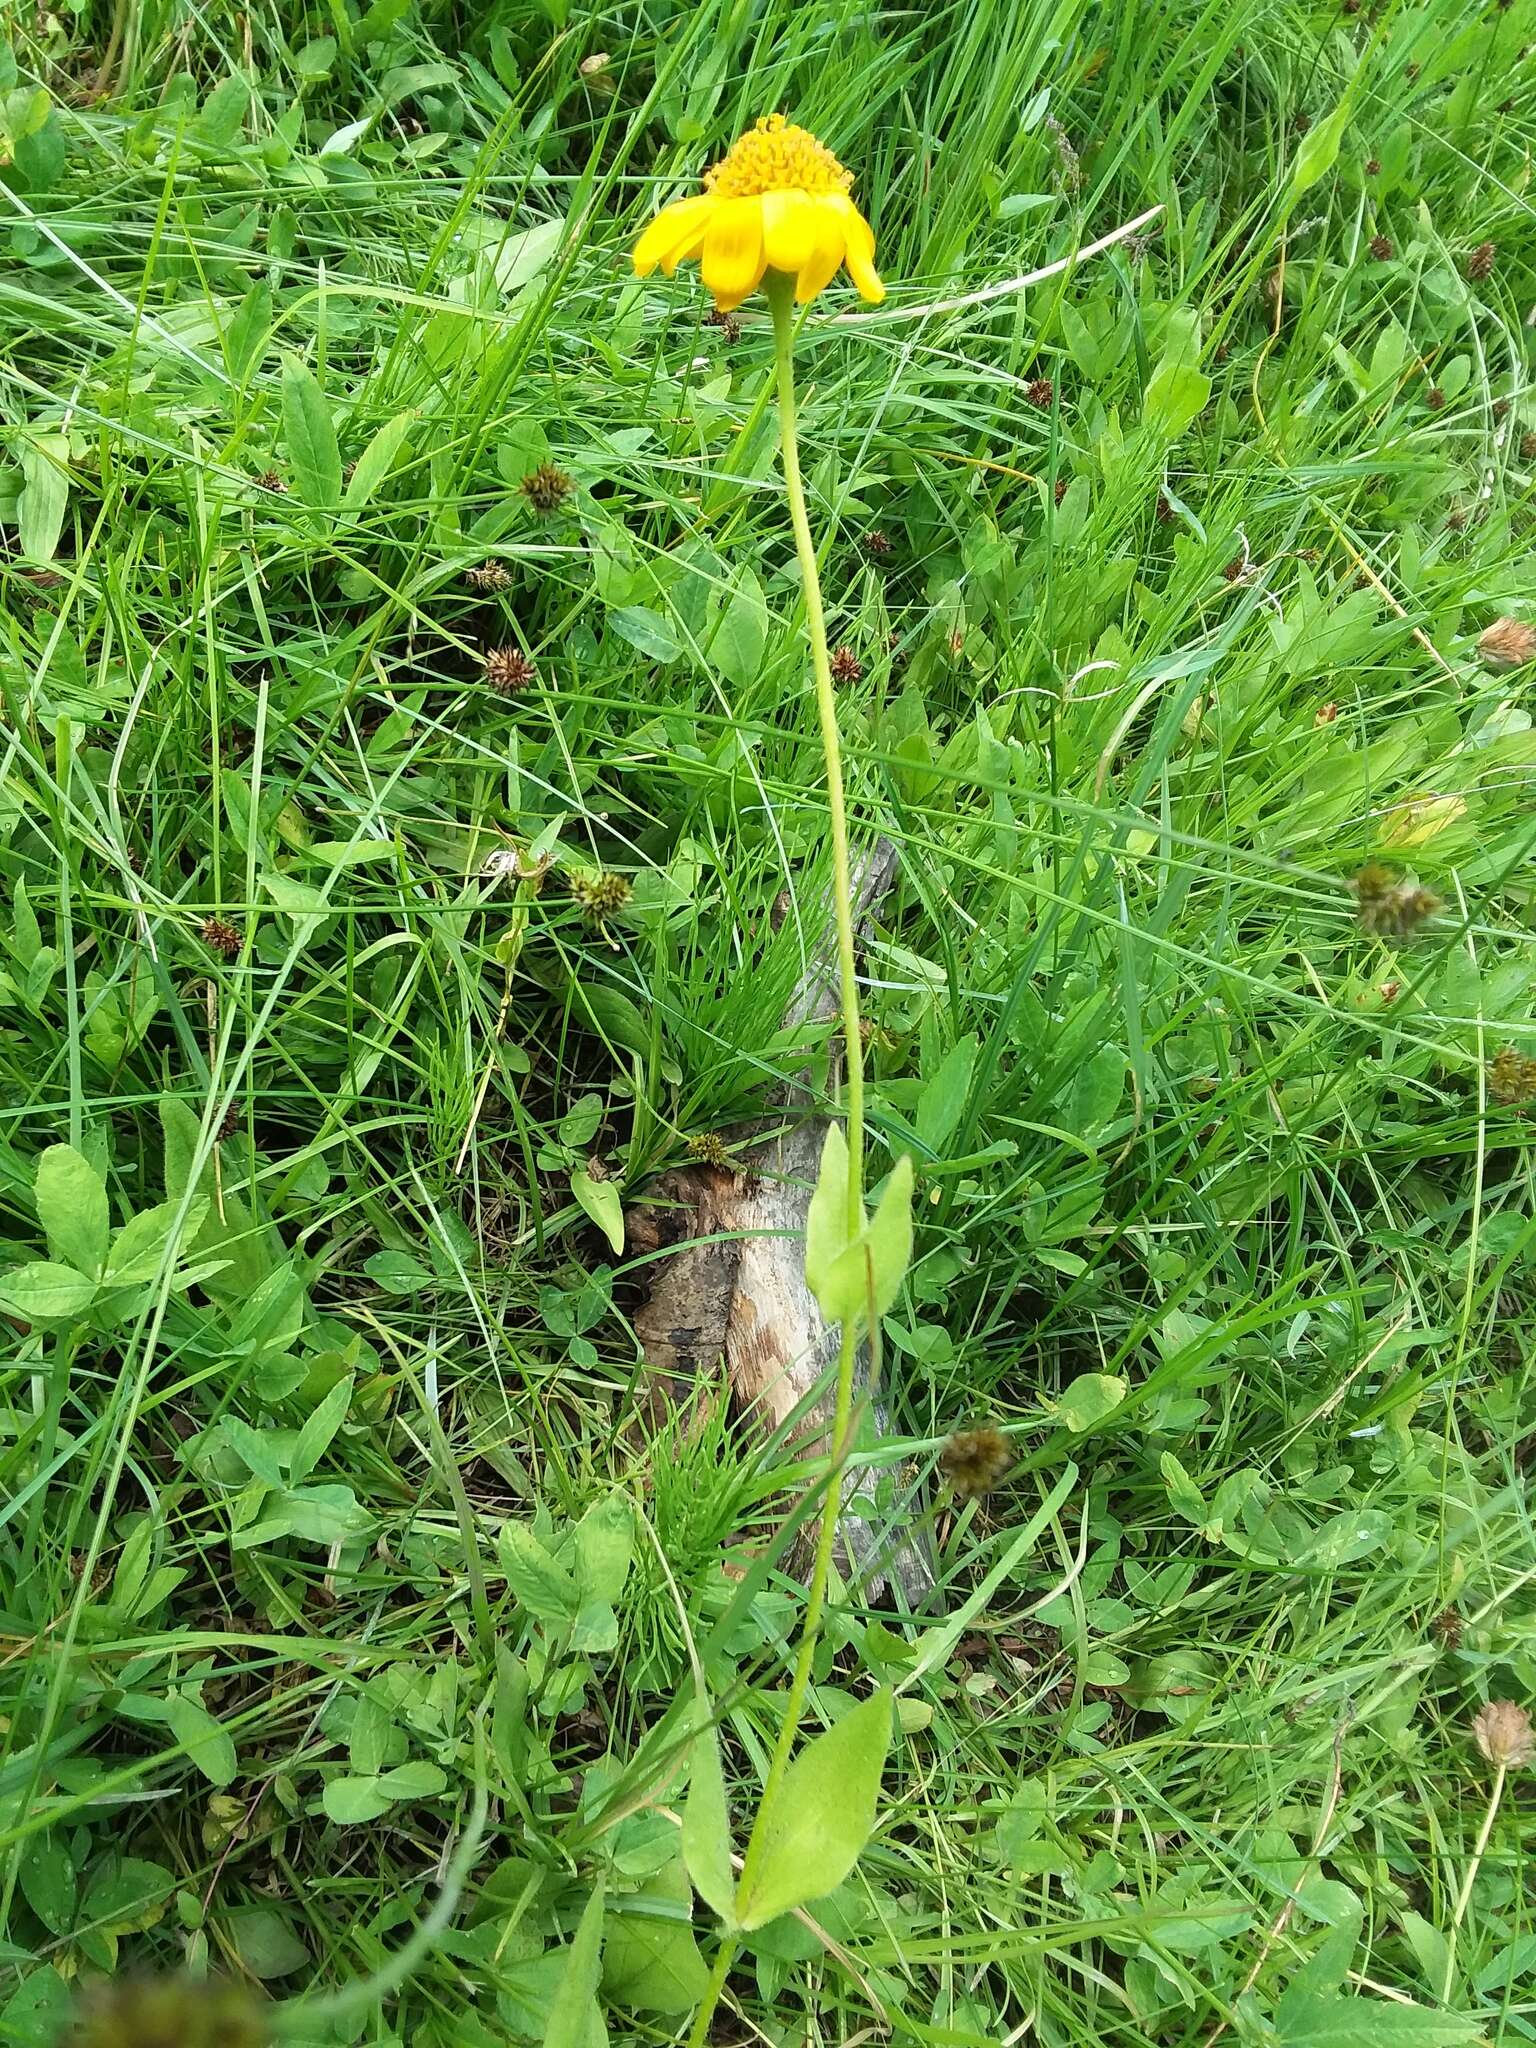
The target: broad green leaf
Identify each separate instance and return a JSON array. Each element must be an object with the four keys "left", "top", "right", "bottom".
[
  {"left": 499, "top": 1522, "right": 580, "bottom": 1623},
  {"left": 289, "top": 1374, "right": 353, "bottom": 1486},
  {"left": 35, "top": 1143, "right": 109, "bottom": 1278},
  {"left": 281, "top": 357, "right": 342, "bottom": 510},
  {"left": 1293, "top": 103, "right": 1350, "bottom": 195},
  {"left": 324, "top": 1774, "right": 395, "bottom": 1824},
  {"left": 194, "top": 74, "right": 250, "bottom": 149},
  {"left": 544, "top": 1884, "right": 606, "bottom": 2048},
  {"left": 323, "top": 1762, "right": 447, "bottom": 1823},
  {"left": 488, "top": 217, "right": 566, "bottom": 294},
  {"left": 804, "top": 1123, "right": 854, "bottom": 1312},
  {"left": 17, "top": 433, "right": 69, "bottom": 563},
  {"left": 1160, "top": 1451, "right": 1208, "bottom": 1524},
  {"left": 17, "top": 1834, "right": 77, "bottom": 1937},
  {"left": 805, "top": 1142, "right": 913, "bottom": 1326},
  {"left": 104, "top": 1197, "right": 207, "bottom": 1286},
  {"left": 0, "top": 1965, "right": 72, "bottom": 2043},
  {"left": 1054, "top": 1373, "right": 1129, "bottom": 1433},
  {"left": 231, "top": 1483, "right": 371, "bottom": 1549},
  {"left": 681, "top": 1720, "right": 735, "bottom": 1925},
  {"left": 0, "top": 1261, "right": 96, "bottom": 1321},
  {"left": 1068, "top": 1045, "right": 1127, "bottom": 1134},
  {"left": 862, "top": 1156, "right": 914, "bottom": 1318},
  {"left": 573, "top": 1492, "right": 634, "bottom": 1605},
  {"left": 221, "top": 1416, "right": 287, "bottom": 1489},
  {"left": 364, "top": 1248, "right": 433, "bottom": 1295},
  {"left": 343, "top": 410, "right": 416, "bottom": 506},
  {"left": 262, "top": 868, "right": 331, "bottom": 946},
  {"left": 735, "top": 1690, "right": 892, "bottom": 1930},
  {"left": 226, "top": 1903, "right": 309, "bottom": 1979},
  {"left": 570, "top": 1168, "right": 624, "bottom": 1254},
  {"left": 1143, "top": 361, "right": 1211, "bottom": 440},
  {"left": 710, "top": 564, "right": 768, "bottom": 685},
  {"left": 607, "top": 604, "right": 681, "bottom": 663},
  {"left": 294, "top": 35, "right": 338, "bottom": 78},
  {"left": 1273, "top": 1989, "right": 1479, "bottom": 2048},
  {"left": 602, "top": 1859, "right": 710, "bottom": 2013},
  {"left": 83, "top": 1858, "right": 172, "bottom": 1937},
  {"left": 1300, "top": 1508, "right": 1393, "bottom": 1568},
  {"left": 163, "top": 1693, "right": 237, "bottom": 1787},
  {"left": 569, "top": 1598, "right": 620, "bottom": 1655},
  {"left": 915, "top": 1035, "right": 978, "bottom": 1149}
]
